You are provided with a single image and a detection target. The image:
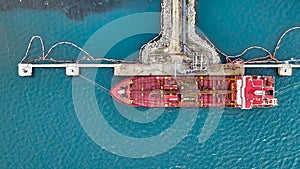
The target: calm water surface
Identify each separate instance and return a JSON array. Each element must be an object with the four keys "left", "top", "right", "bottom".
[{"left": 0, "top": 0, "right": 299, "bottom": 168}]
